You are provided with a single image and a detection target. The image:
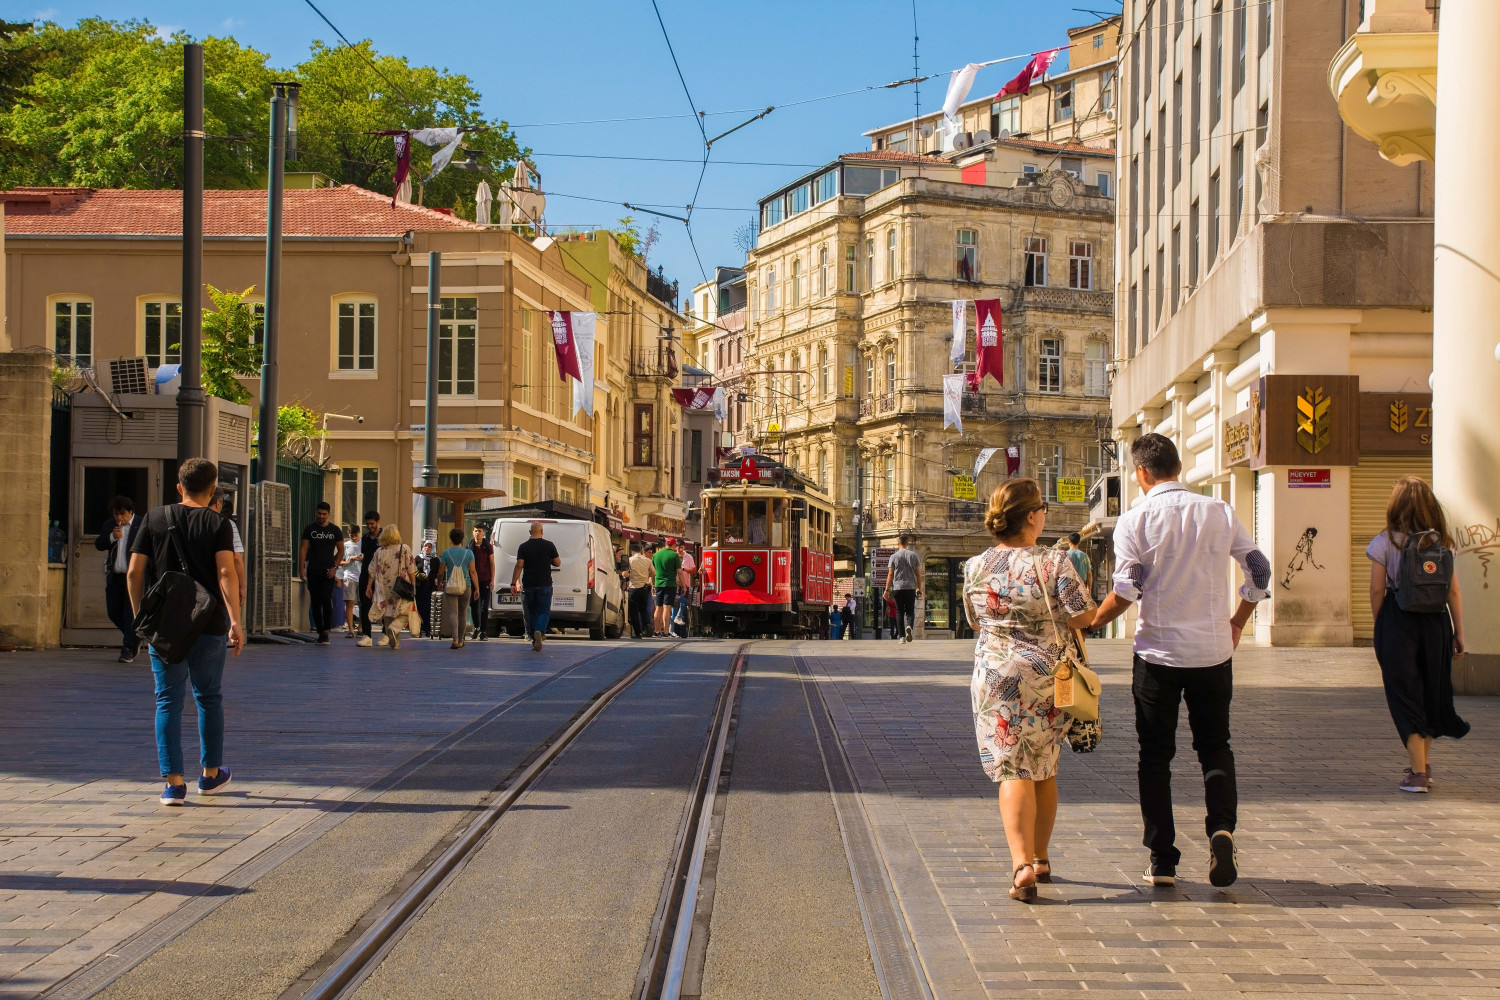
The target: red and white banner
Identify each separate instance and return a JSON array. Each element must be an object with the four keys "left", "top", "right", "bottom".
[
  {"left": 546, "top": 310, "right": 584, "bottom": 383},
  {"left": 974, "top": 299, "right": 1003, "bottom": 390},
  {"left": 995, "top": 48, "right": 1061, "bottom": 100},
  {"left": 1005, "top": 445, "right": 1021, "bottom": 477},
  {"left": 974, "top": 447, "right": 1000, "bottom": 477},
  {"left": 672, "top": 386, "right": 717, "bottom": 410},
  {"left": 568, "top": 311, "right": 596, "bottom": 418}
]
